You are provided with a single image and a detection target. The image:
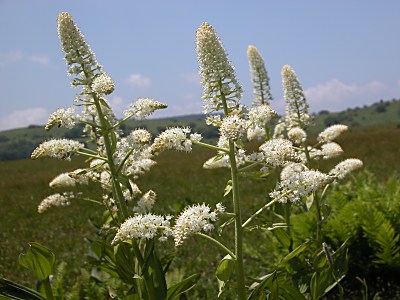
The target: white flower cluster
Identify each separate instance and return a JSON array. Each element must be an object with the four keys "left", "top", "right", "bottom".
[
  {"left": 57, "top": 12, "right": 102, "bottom": 81},
  {"left": 258, "top": 138, "right": 298, "bottom": 167},
  {"left": 196, "top": 22, "right": 242, "bottom": 114},
  {"left": 287, "top": 127, "right": 307, "bottom": 145},
  {"left": 174, "top": 203, "right": 225, "bottom": 247},
  {"left": 49, "top": 171, "right": 89, "bottom": 188},
  {"left": 329, "top": 158, "right": 363, "bottom": 180},
  {"left": 311, "top": 142, "right": 344, "bottom": 160},
  {"left": 45, "top": 107, "right": 77, "bottom": 131},
  {"left": 317, "top": 124, "right": 348, "bottom": 143},
  {"left": 123, "top": 98, "right": 168, "bottom": 119},
  {"left": 270, "top": 170, "right": 332, "bottom": 203},
  {"left": 220, "top": 115, "right": 246, "bottom": 141},
  {"left": 281, "top": 65, "right": 311, "bottom": 129},
  {"left": 112, "top": 214, "right": 173, "bottom": 245},
  {"left": 31, "top": 139, "right": 84, "bottom": 161},
  {"left": 247, "top": 45, "right": 273, "bottom": 105},
  {"left": 246, "top": 104, "right": 277, "bottom": 140},
  {"left": 38, "top": 192, "right": 75, "bottom": 213},
  {"left": 113, "top": 129, "right": 156, "bottom": 177},
  {"left": 151, "top": 127, "right": 201, "bottom": 154},
  {"left": 92, "top": 73, "right": 115, "bottom": 95},
  {"left": 134, "top": 190, "right": 157, "bottom": 213}
]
